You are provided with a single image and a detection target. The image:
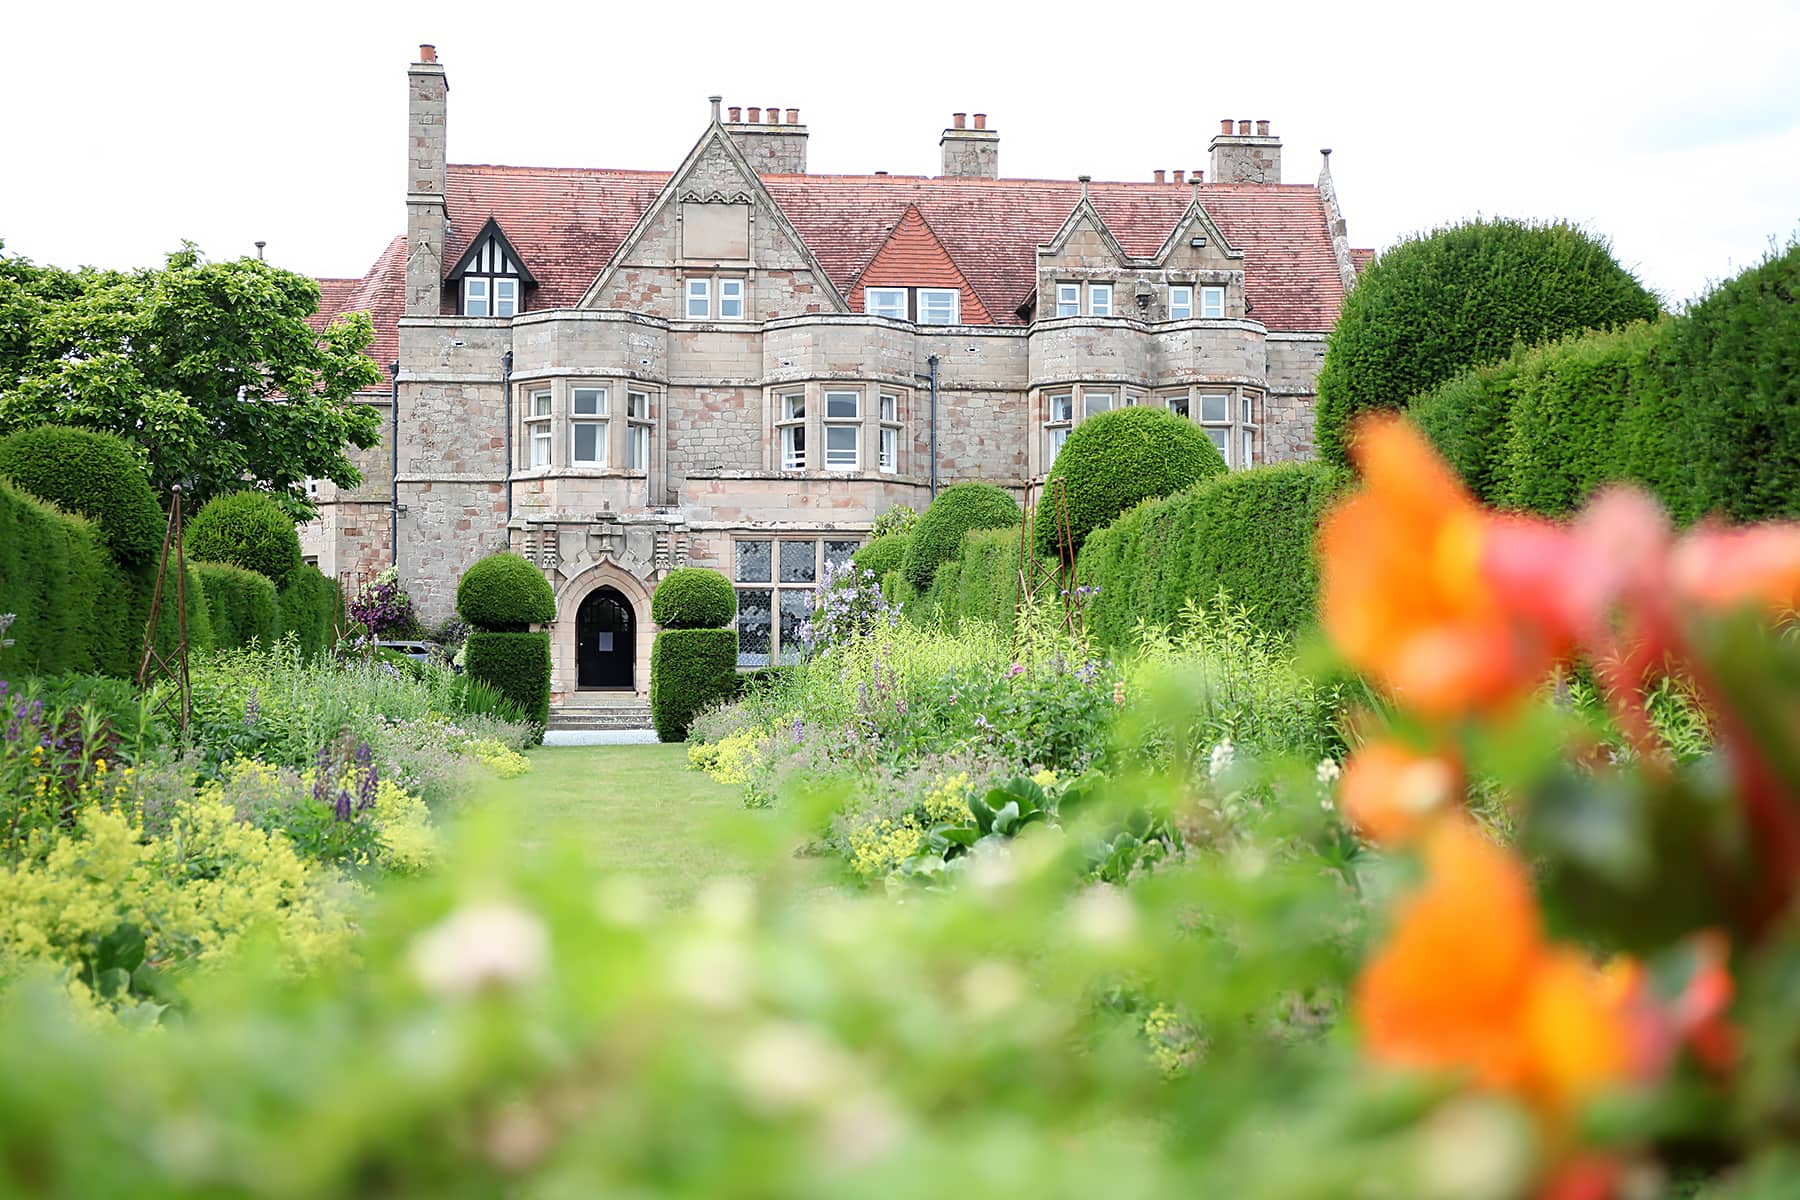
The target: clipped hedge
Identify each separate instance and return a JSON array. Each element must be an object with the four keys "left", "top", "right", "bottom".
[
  {"left": 1077, "top": 462, "right": 1349, "bottom": 647},
  {"left": 650, "top": 628, "right": 739, "bottom": 742},
  {"left": 196, "top": 562, "right": 280, "bottom": 650},
  {"left": 0, "top": 426, "right": 165, "bottom": 567},
  {"left": 850, "top": 532, "right": 911, "bottom": 590},
  {"left": 1036, "top": 407, "right": 1225, "bottom": 558},
  {"left": 903, "top": 482, "right": 1020, "bottom": 591},
  {"left": 1315, "top": 217, "right": 1659, "bottom": 465},
  {"left": 650, "top": 568, "right": 736, "bottom": 629},
  {"left": 913, "top": 527, "right": 1057, "bottom": 632},
  {"left": 277, "top": 566, "right": 341, "bottom": 658},
  {"left": 464, "top": 631, "right": 551, "bottom": 743},
  {"left": 184, "top": 491, "right": 303, "bottom": 588},
  {"left": 457, "top": 552, "right": 556, "bottom": 632}
]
